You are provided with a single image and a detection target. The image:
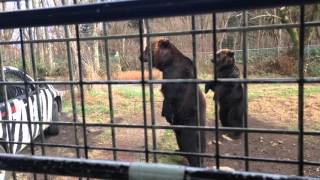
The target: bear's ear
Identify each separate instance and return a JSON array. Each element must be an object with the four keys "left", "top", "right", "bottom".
[
  {"left": 227, "top": 51, "right": 234, "bottom": 58},
  {"left": 158, "top": 39, "right": 170, "bottom": 49}
]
